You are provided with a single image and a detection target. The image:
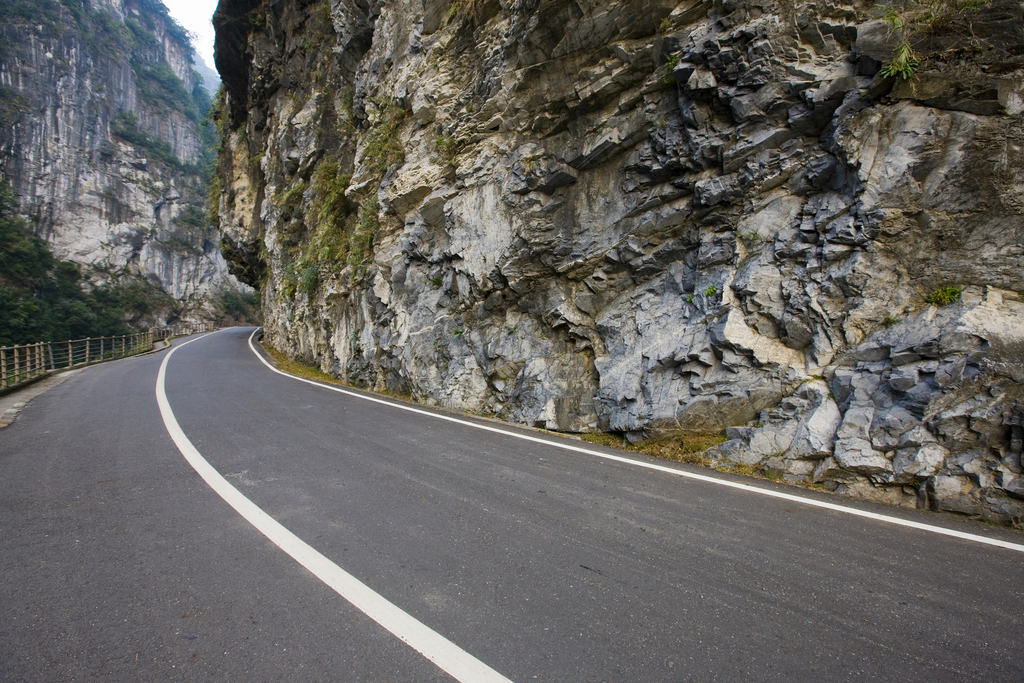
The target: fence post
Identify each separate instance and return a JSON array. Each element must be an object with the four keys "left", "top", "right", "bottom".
[
  {"left": 13, "top": 346, "right": 19, "bottom": 383},
  {"left": 48, "top": 342, "right": 54, "bottom": 370},
  {"left": 1, "top": 347, "right": 6, "bottom": 387}
]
